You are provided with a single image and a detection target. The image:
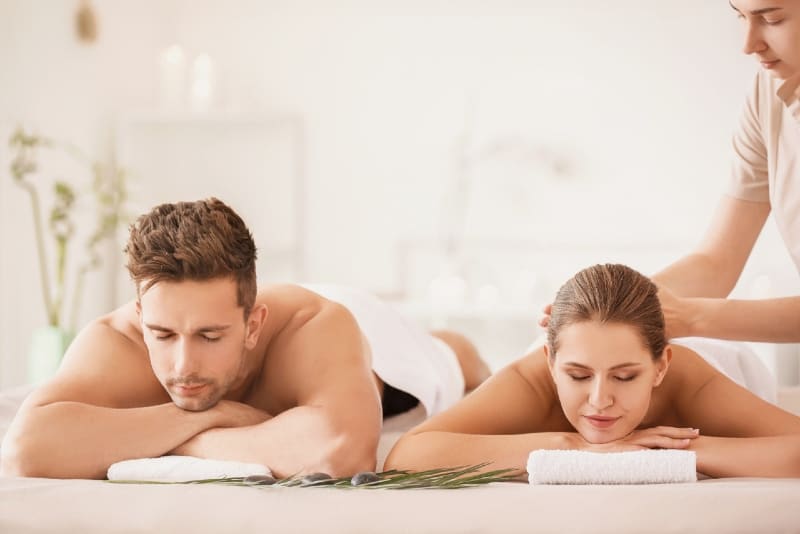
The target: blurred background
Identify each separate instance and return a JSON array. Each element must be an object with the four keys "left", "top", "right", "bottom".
[{"left": 1, "top": 0, "right": 799, "bottom": 389}]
